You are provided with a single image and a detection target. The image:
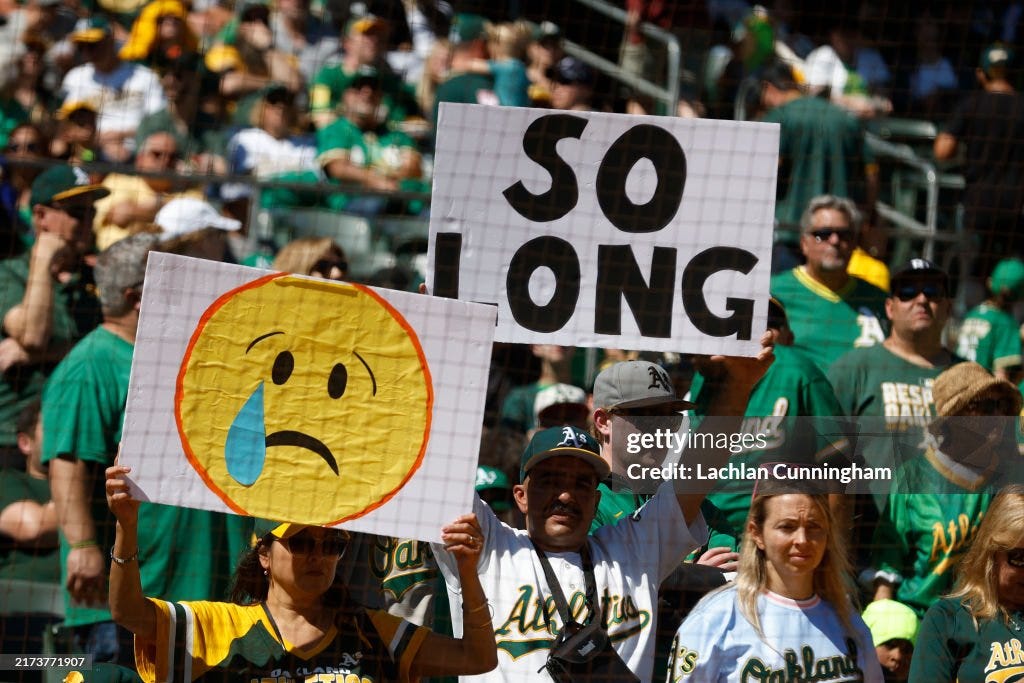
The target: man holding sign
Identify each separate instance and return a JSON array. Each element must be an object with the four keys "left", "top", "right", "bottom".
[{"left": 431, "top": 347, "right": 771, "bottom": 683}]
